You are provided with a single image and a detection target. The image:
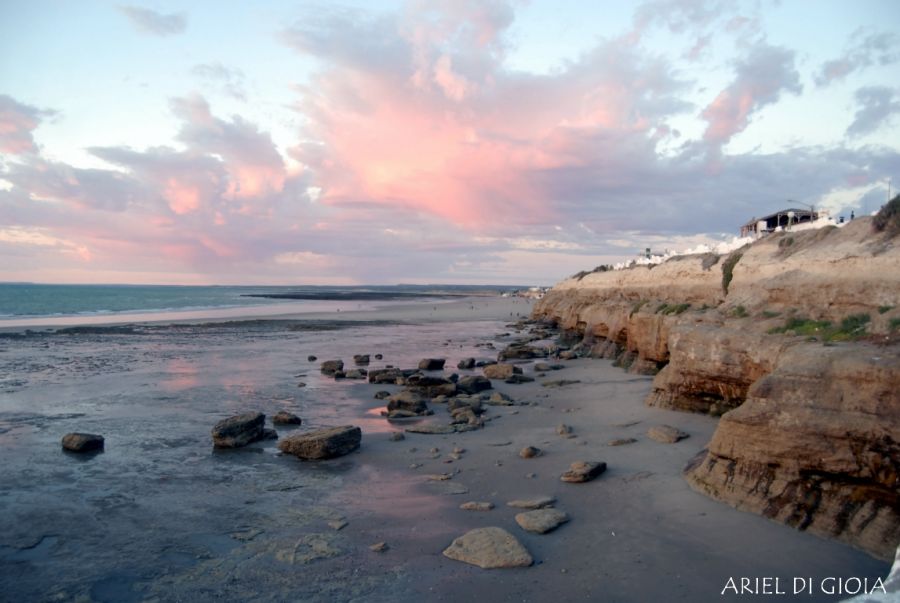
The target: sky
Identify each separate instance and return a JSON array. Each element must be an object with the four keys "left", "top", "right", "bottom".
[{"left": 1, "top": 0, "right": 899, "bottom": 286}]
